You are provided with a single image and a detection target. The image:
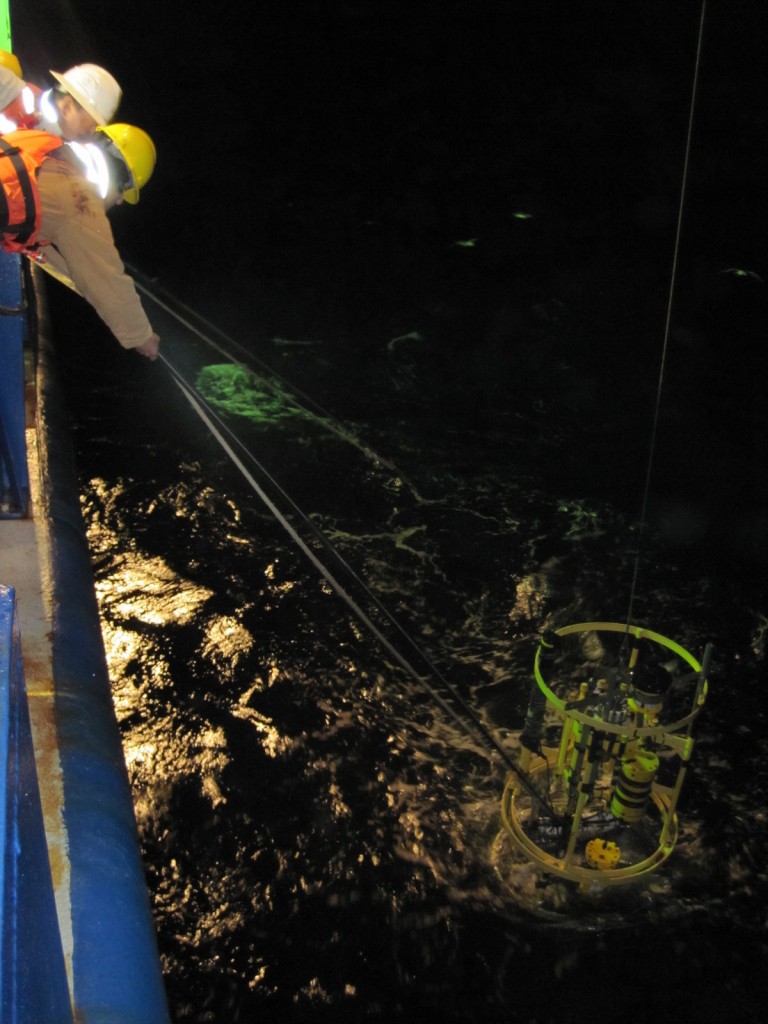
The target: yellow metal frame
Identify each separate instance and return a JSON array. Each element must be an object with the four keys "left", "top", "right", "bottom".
[
  {"left": 500, "top": 622, "right": 708, "bottom": 886},
  {"left": 501, "top": 756, "right": 679, "bottom": 886}
]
